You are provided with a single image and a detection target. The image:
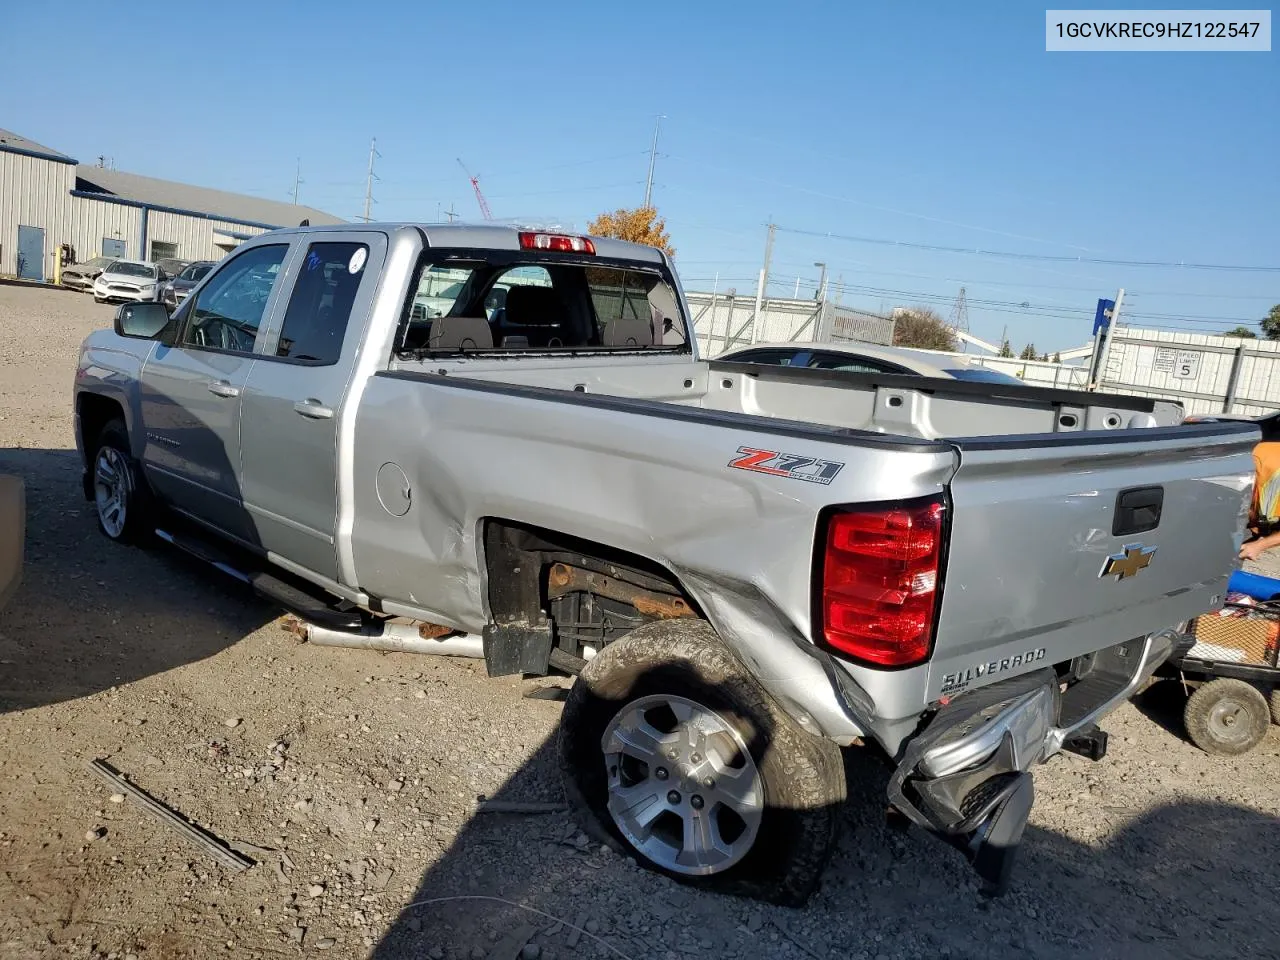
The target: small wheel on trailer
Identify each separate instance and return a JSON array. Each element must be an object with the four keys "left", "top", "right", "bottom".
[
  {"left": 559, "top": 619, "right": 846, "bottom": 906},
  {"left": 90, "top": 419, "right": 151, "bottom": 544},
  {"left": 1183, "top": 678, "right": 1270, "bottom": 756},
  {"left": 1270, "top": 688, "right": 1280, "bottom": 726}
]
